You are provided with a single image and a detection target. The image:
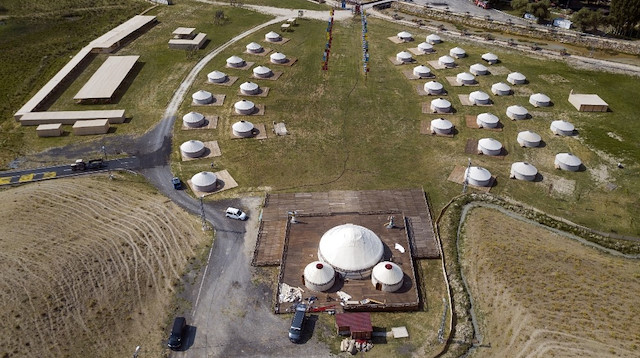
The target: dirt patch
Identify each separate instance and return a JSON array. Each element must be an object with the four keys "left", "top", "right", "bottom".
[
  {"left": 538, "top": 171, "right": 576, "bottom": 196},
  {"left": 539, "top": 74, "right": 569, "bottom": 83}
]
